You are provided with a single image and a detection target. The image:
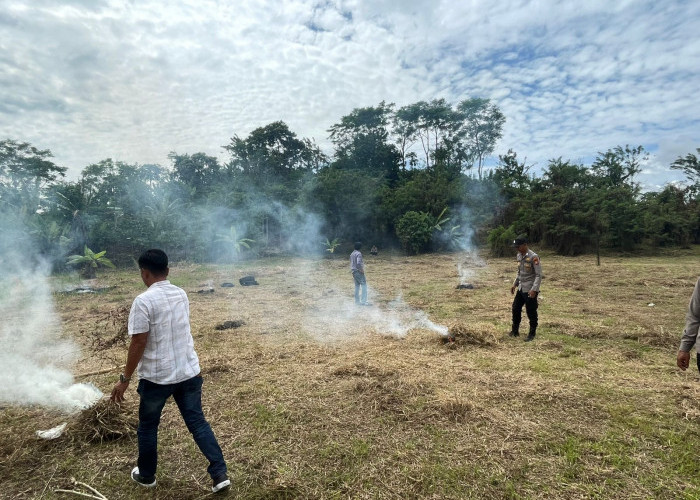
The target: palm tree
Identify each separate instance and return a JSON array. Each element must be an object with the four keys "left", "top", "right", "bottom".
[{"left": 66, "top": 246, "right": 116, "bottom": 278}]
